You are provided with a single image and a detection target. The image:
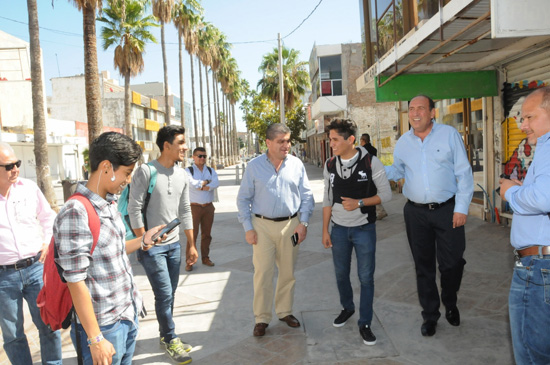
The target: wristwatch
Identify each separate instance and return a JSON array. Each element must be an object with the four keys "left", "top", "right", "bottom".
[
  {"left": 358, "top": 199, "right": 365, "bottom": 208},
  {"left": 300, "top": 221, "right": 309, "bottom": 228}
]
